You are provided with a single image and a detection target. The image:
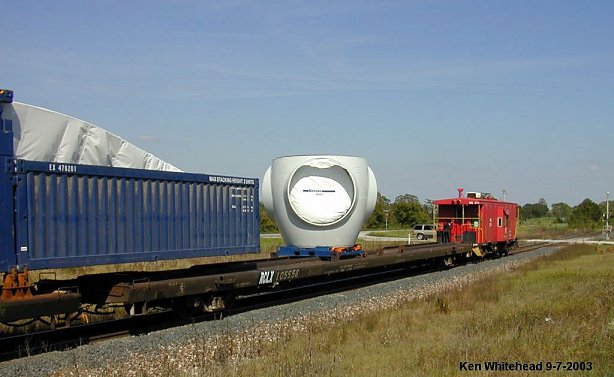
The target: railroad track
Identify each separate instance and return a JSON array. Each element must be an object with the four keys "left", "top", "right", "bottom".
[
  {"left": 0, "top": 311, "right": 176, "bottom": 361},
  {"left": 0, "top": 259, "right": 441, "bottom": 361},
  {"left": 0, "top": 236, "right": 598, "bottom": 363}
]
